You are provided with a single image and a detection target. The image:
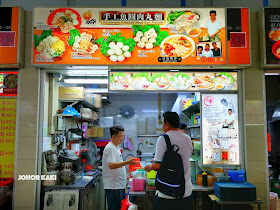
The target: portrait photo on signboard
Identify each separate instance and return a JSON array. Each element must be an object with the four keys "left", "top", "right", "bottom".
[{"left": 196, "top": 42, "right": 222, "bottom": 58}]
